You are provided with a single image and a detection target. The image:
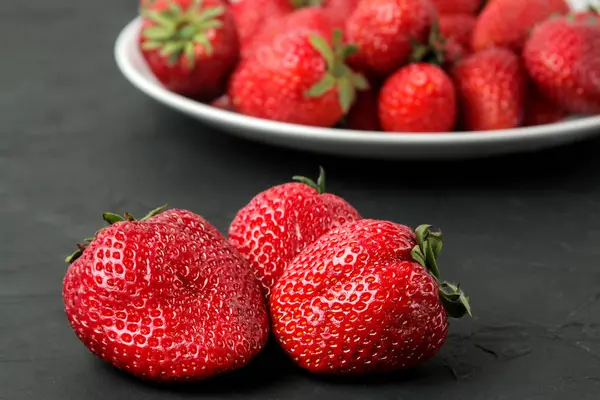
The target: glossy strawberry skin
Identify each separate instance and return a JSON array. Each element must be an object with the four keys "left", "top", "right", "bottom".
[
  {"left": 431, "top": 0, "right": 480, "bottom": 14},
  {"left": 140, "top": 0, "right": 239, "bottom": 101},
  {"left": 453, "top": 47, "right": 527, "bottom": 131},
  {"left": 345, "top": 89, "right": 381, "bottom": 131},
  {"left": 230, "top": 9, "right": 349, "bottom": 126},
  {"left": 270, "top": 219, "right": 448, "bottom": 374},
  {"left": 523, "top": 18, "right": 600, "bottom": 115},
  {"left": 229, "top": 182, "right": 361, "bottom": 296},
  {"left": 230, "top": 0, "right": 295, "bottom": 50},
  {"left": 63, "top": 209, "right": 269, "bottom": 381},
  {"left": 345, "top": 0, "right": 437, "bottom": 78},
  {"left": 439, "top": 13, "right": 476, "bottom": 60},
  {"left": 472, "top": 0, "right": 569, "bottom": 53},
  {"left": 379, "top": 63, "right": 457, "bottom": 133}
]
